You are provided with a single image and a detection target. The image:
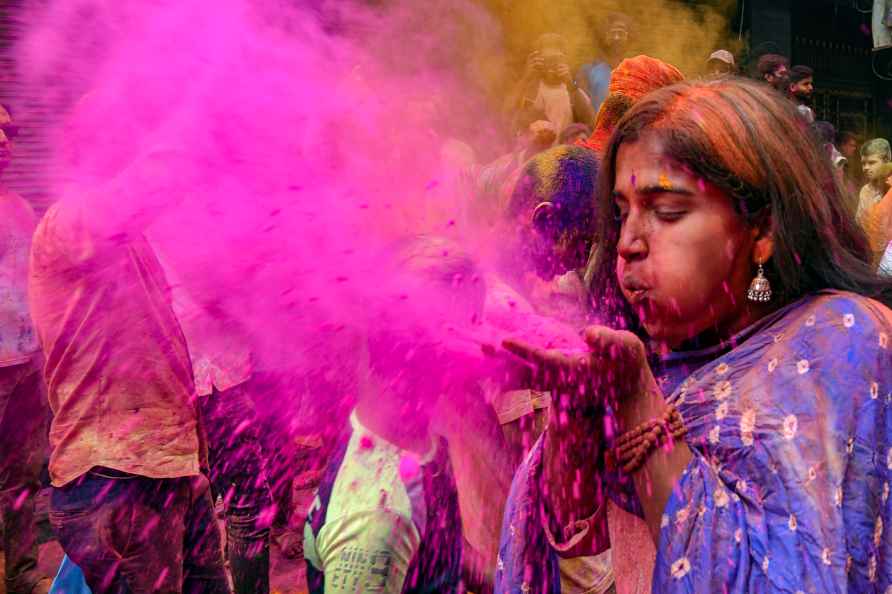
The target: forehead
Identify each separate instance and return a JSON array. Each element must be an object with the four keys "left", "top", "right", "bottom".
[{"left": 614, "top": 134, "right": 683, "bottom": 182}]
